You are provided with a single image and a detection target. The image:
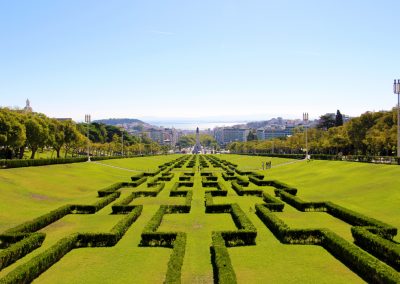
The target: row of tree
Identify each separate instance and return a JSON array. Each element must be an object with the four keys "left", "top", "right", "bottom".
[
  {"left": 176, "top": 134, "right": 218, "bottom": 150},
  {"left": 0, "top": 108, "right": 163, "bottom": 159},
  {"left": 229, "top": 109, "right": 398, "bottom": 157}
]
